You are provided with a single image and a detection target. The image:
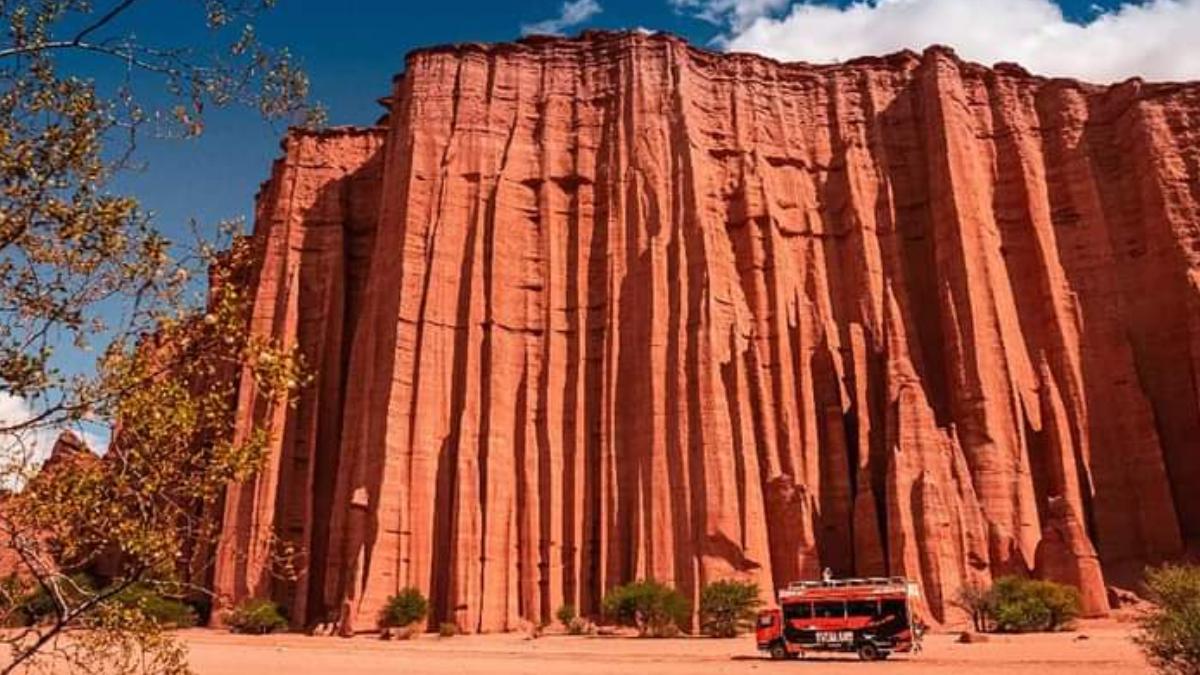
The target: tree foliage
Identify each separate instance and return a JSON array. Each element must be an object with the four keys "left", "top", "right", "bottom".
[
  {"left": 1, "top": 237, "right": 304, "bottom": 671},
  {"left": 1136, "top": 564, "right": 1200, "bottom": 675},
  {"left": 0, "top": 0, "right": 317, "bottom": 672},
  {"left": 601, "top": 580, "right": 690, "bottom": 638},
  {"left": 698, "top": 579, "right": 761, "bottom": 638},
  {"left": 0, "top": 0, "right": 320, "bottom": 441}
]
